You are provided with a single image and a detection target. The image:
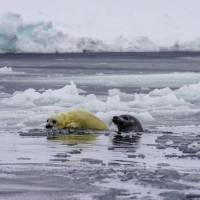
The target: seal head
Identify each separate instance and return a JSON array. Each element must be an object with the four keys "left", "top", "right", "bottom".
[
  {"left": 46, "top": 118, "right": 57, "bottom": 129},
  {"left": 112, "top": 115, "right": 143, "bottom": 133}
]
